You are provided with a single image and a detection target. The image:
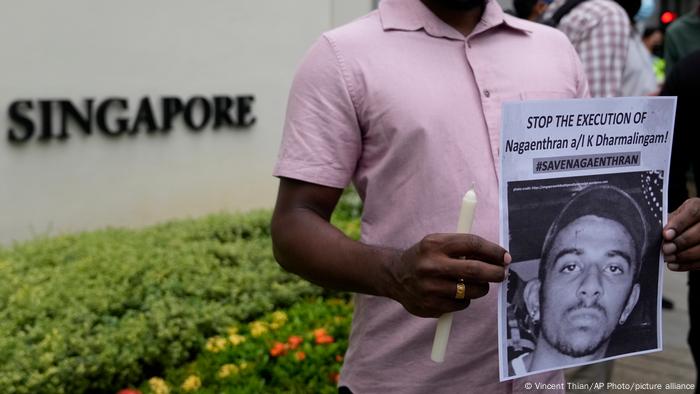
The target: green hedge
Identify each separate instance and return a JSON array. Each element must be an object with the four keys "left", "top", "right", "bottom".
[
  {"left": 0, "top": 189, "right": 362, "bottom": 393},
  {"left": 0, "top": 212, "right": 311, "bottom": 393}
]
